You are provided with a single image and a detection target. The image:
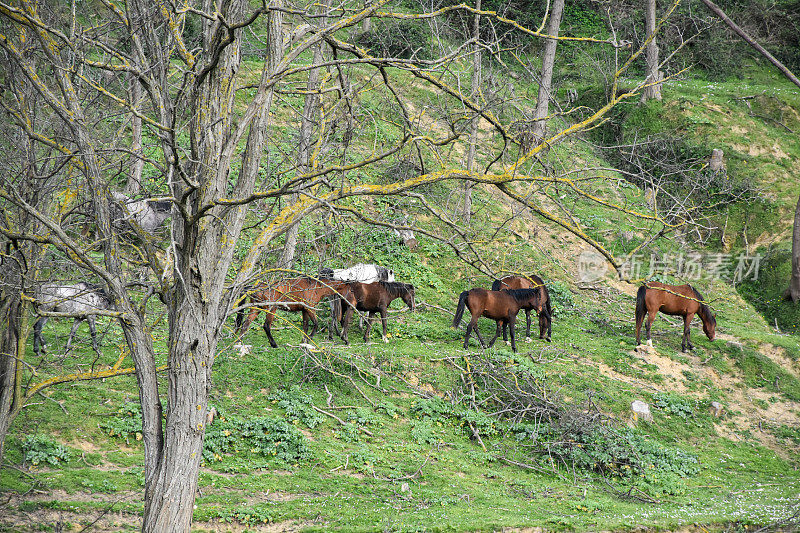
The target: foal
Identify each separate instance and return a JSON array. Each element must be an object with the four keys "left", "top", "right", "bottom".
[
  {"left": 452, "top": 288, "right": 542, "bottom": 353},
  {"left": 635, "top": 282, "right": 716, "bottom": 352}
]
